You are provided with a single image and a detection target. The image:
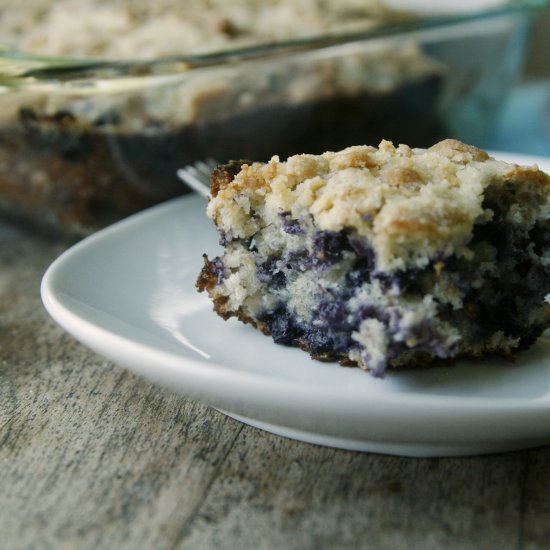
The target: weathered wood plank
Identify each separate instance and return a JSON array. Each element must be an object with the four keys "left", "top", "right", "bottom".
[
  {"left": 175, "top": 428, "right": 537, "bottom": 550},
  {"left": 519, "top": 447, "right": 550, "bottom": 549},
  {"left": 0, "top": 225, "right": 243, "bottom": 549}
]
